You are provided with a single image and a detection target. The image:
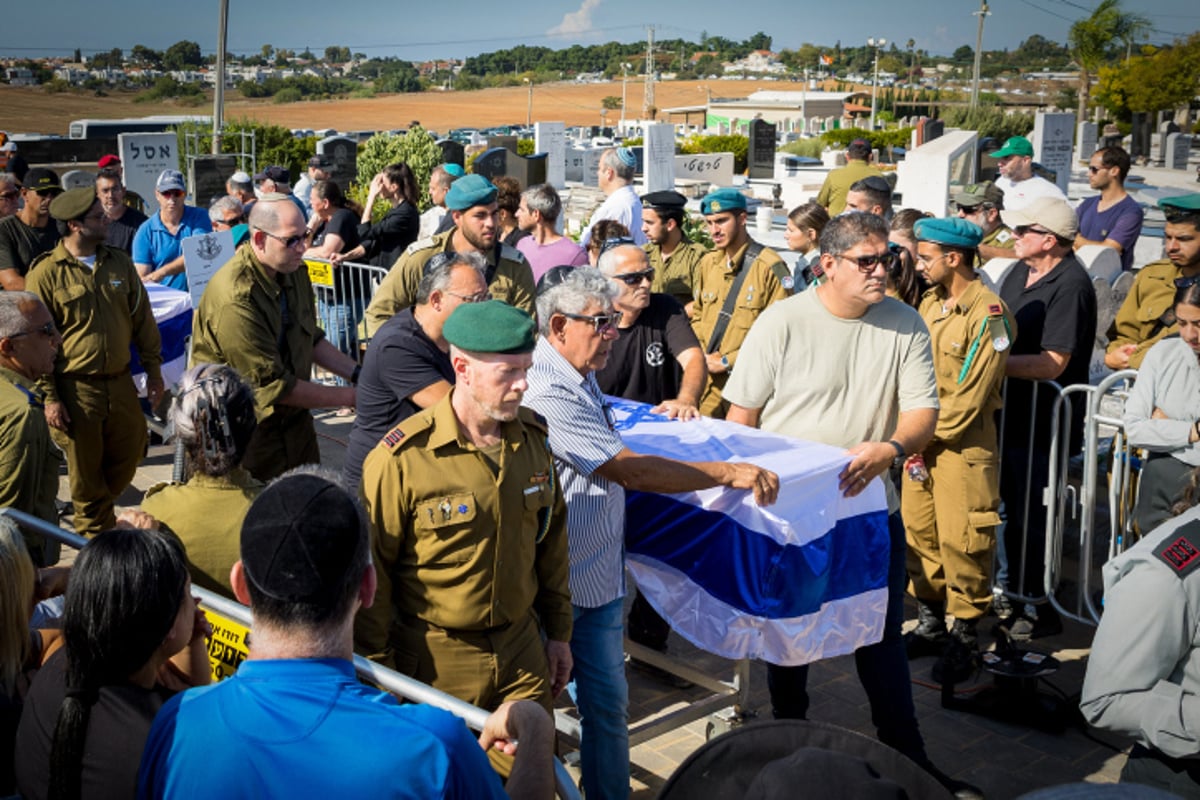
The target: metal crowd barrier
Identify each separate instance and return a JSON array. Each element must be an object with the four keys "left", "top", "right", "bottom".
[
  {"left": 304, "top": 258, "right": 390, "bottom": 383},
  {"left": 0, "top": 508, "right": 581, "bottom": 800}
]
